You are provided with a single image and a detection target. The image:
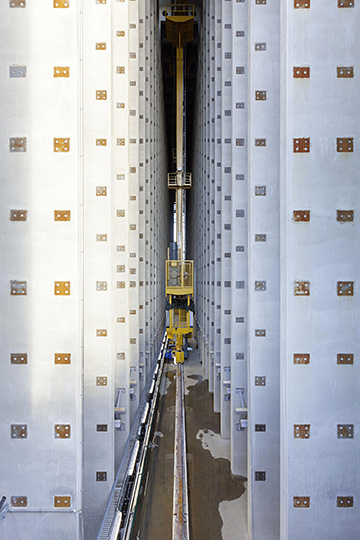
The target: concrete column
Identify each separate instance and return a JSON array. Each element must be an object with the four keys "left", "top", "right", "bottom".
[{"left": 280, "top": 3, "right": 360, "bottom": 538}]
